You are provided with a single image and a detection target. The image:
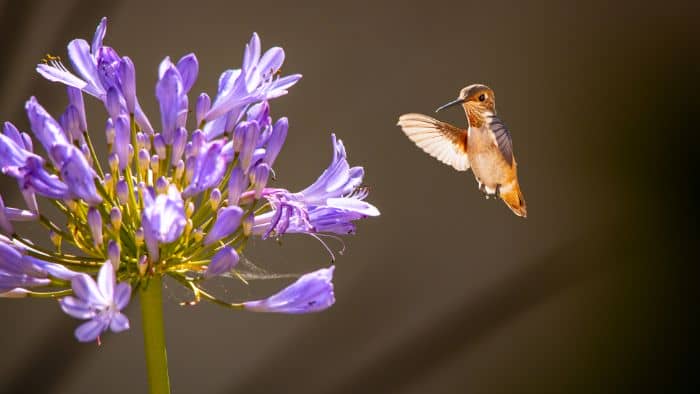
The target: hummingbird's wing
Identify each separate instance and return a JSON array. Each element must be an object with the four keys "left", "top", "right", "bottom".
[
  {"left": 489, "top": 116, "right": 514, "bottom": 166},
  {"left": 397, "top": 113, "right": 469, "bottom": 171}
]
